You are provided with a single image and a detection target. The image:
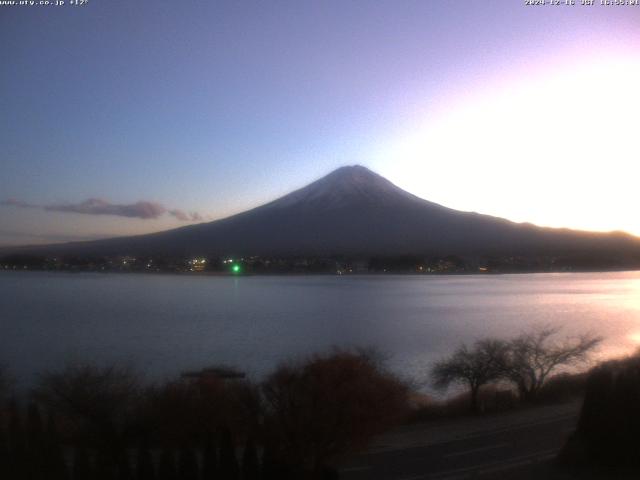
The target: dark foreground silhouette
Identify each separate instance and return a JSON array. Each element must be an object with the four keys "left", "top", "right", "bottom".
[
  {"left": 1, "top": 337, "right": 637, "bottom": 479},
  {"left": 558, "top": 353, "right": 640, "bottom": 478},
  {"left": 0, "top": 349, "right": 408, "bottom": 480}
]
